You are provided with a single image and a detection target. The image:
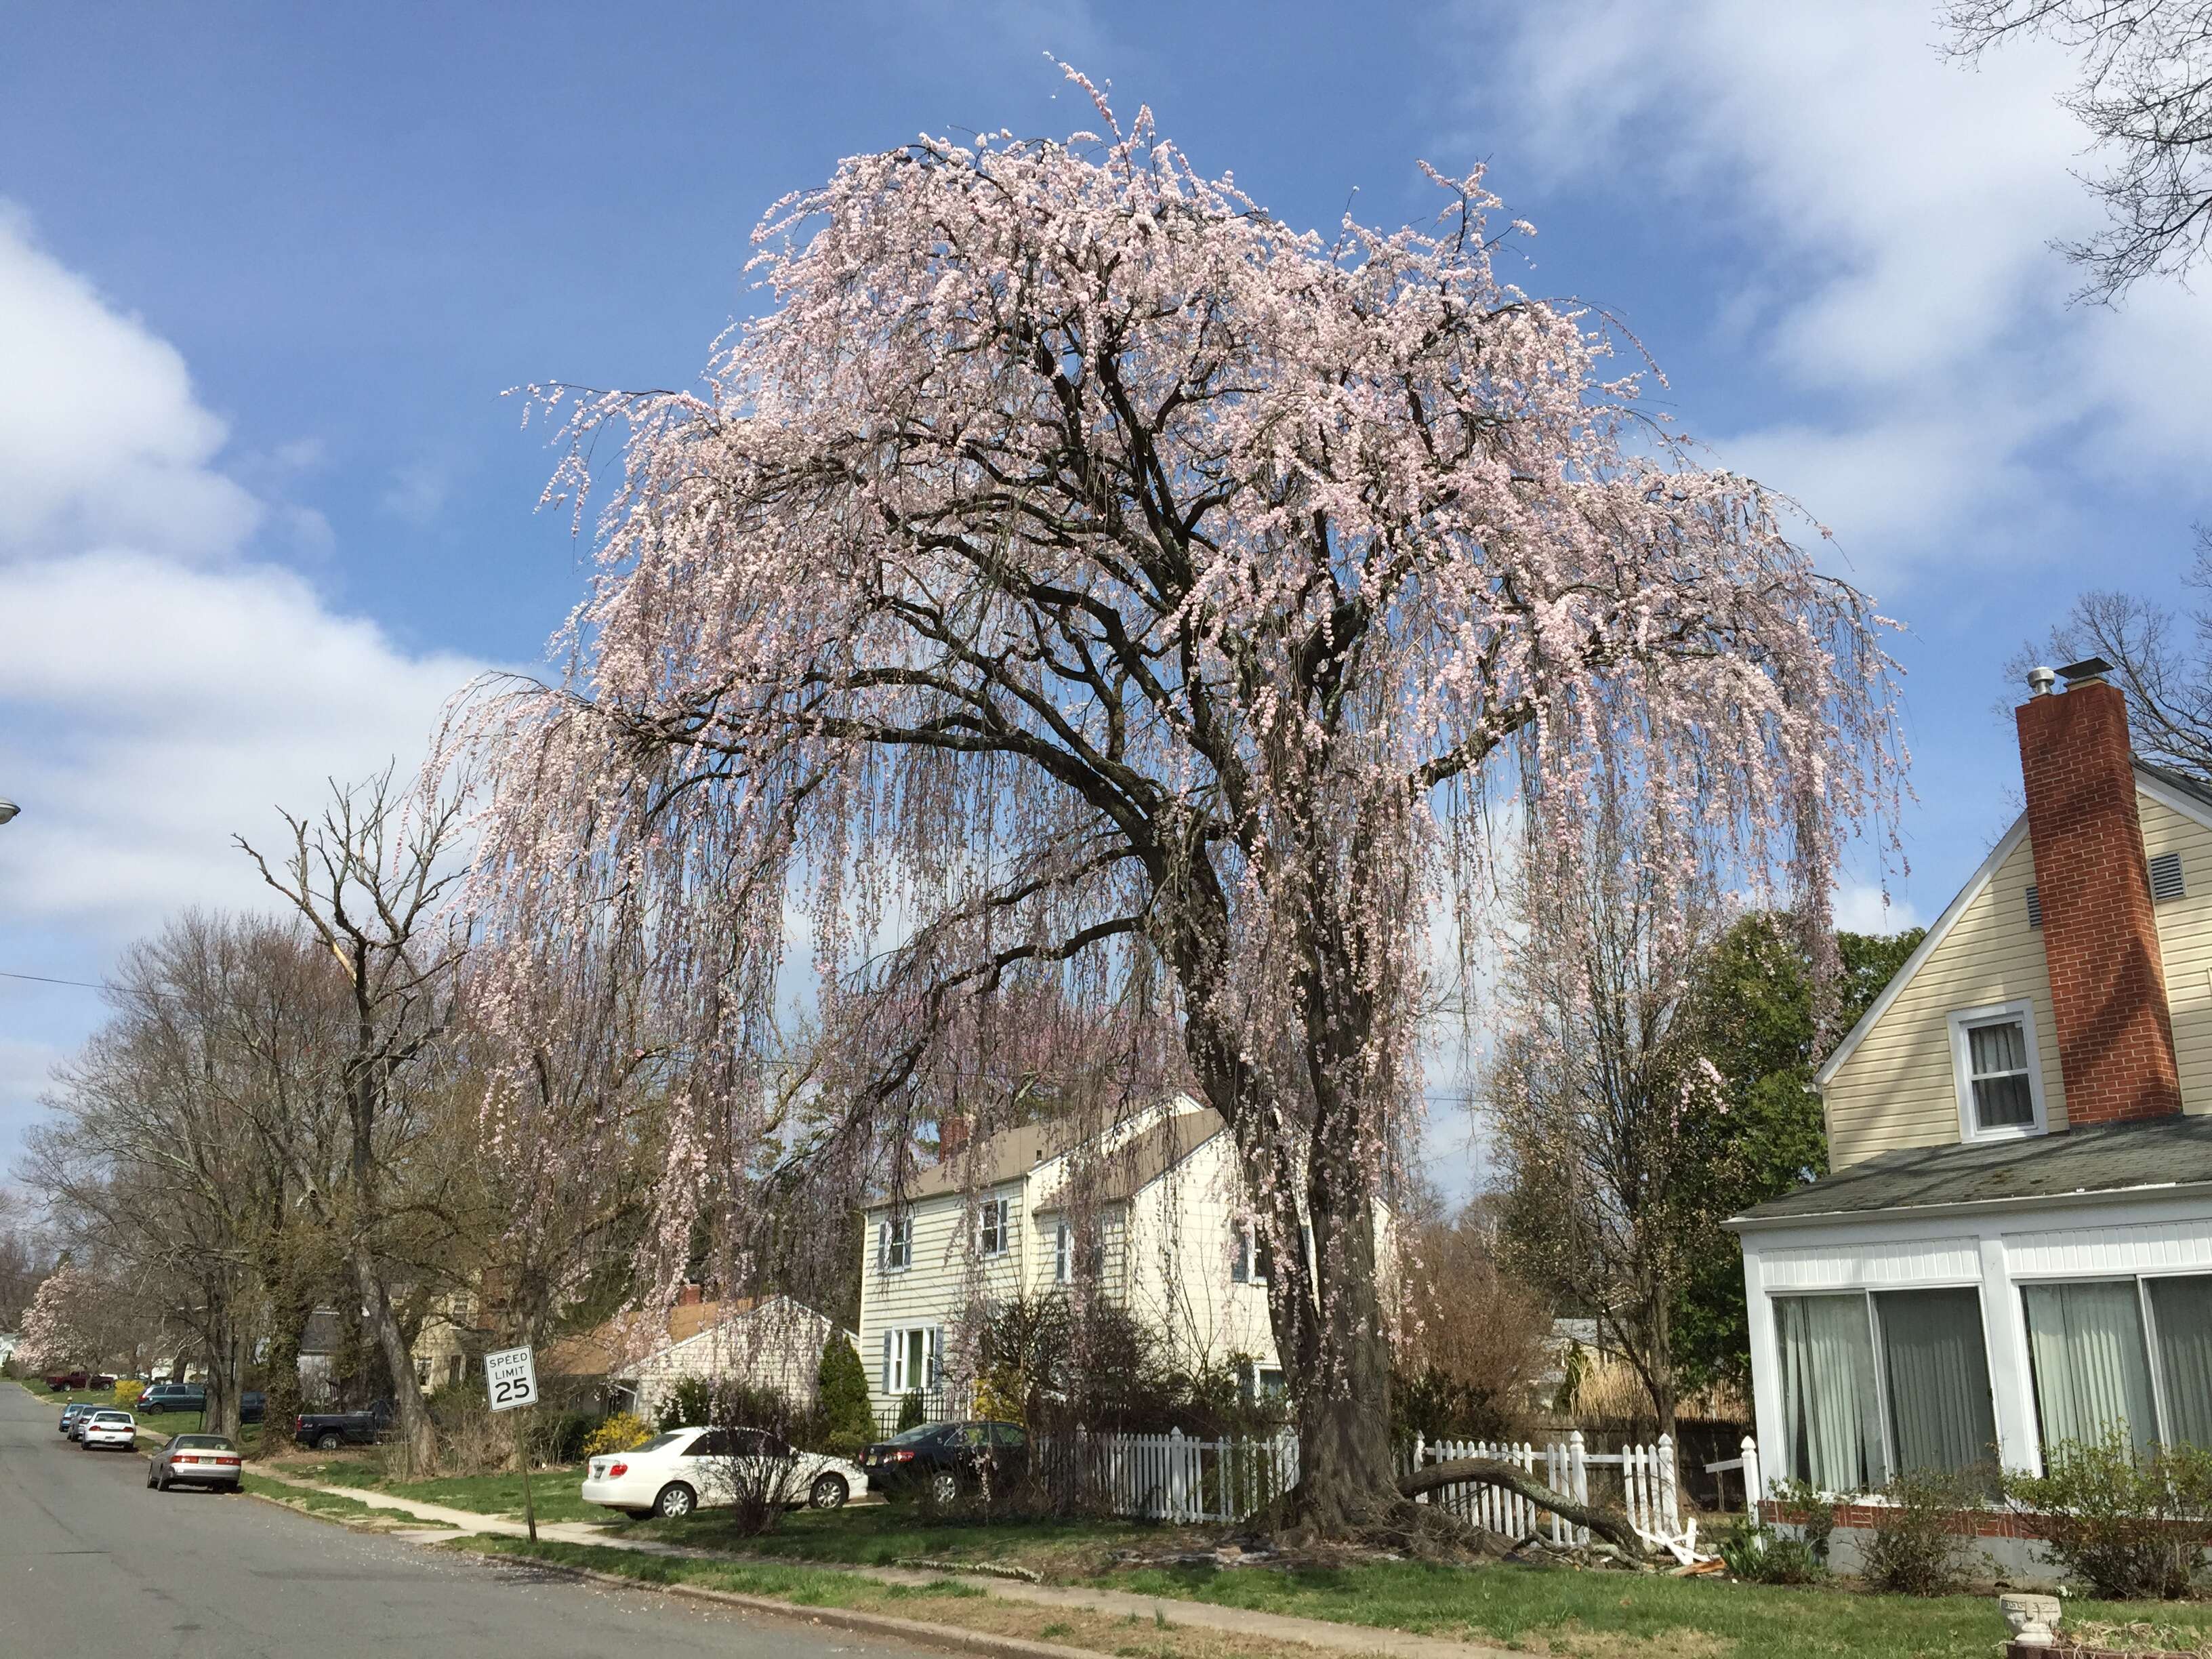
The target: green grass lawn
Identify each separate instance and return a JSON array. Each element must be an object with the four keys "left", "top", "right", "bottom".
[
  {"left": 620, "top": 1500, "right": 1153, "bottom": 1569},
  {"left": 600, "top": 1501, "right": 2212, "bottom": 1659},
  {"left": 268, "top": 1451, "right": 600, "bottom": 1526},
  {"left": 241, "top": 1473, "right": 459, "bottom": 1529}
]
